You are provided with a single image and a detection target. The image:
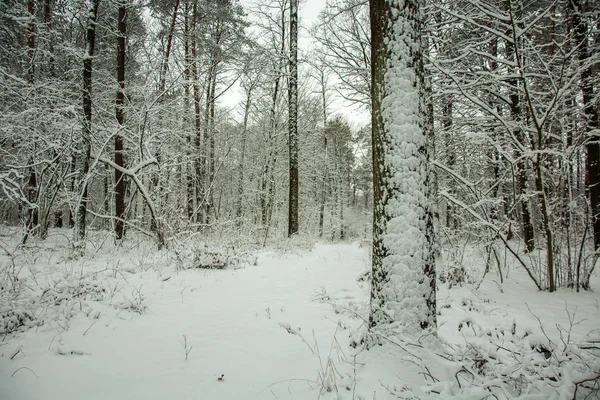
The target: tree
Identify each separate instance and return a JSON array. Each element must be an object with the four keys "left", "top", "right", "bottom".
[
  {"left": 75, "top": 0, "right": 101, "bottom": 243},
  {"left": 570, "top": 0, "right": 600, "bottom": 281},
  {"left": 114, "top": 0, "right": 127, "bottom": 240},
  {"left": 369, "top": 0, "right": 436, "bottom": 339},
  {"left": 288, "top": 0, "right": 298, "bottom": 236},
  {"left": 312, "top": 0, "right": 371, "bottom": 107}
]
